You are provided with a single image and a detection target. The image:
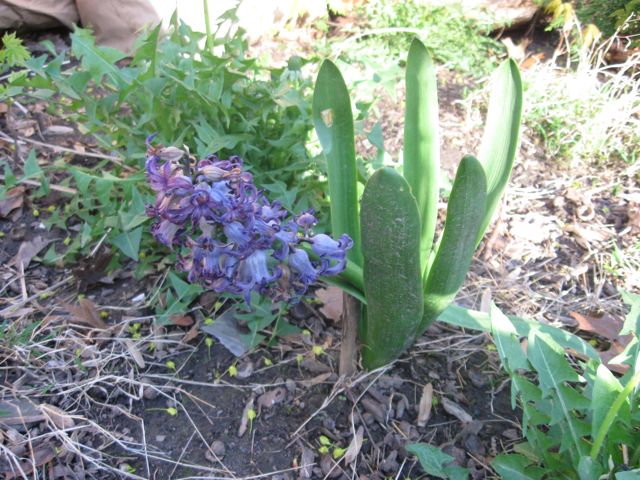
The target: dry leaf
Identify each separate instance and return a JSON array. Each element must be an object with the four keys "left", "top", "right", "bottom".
[
  {"left": 40, "top": 404, "right": 75, "bottom": 429},
  {"left": 0, "top": 186, "right": 25, "bottom": 218},
  {"left": 565, "top": 223, "right": 611, "bottom": 249},
  {"left": 66, "top": 298, "right": 109, "bottom": 330},
  {"left": 180, "top": 323, "right": 199, "bottom": 344},
  {"left": 441, "top": 397, "right": 473, "bottom": 423},
  {"left": 299, "top": 447, "right": 315, "bottom": 479},
  {"left": 2, "top": 444, "right": 56, "bottom": 478},
  {"left": 169, "top": 314, "right": 194, "bottom": 327},
  {"left": 257, "top": 387, "right": 286, "bottom": 413},
  {"left": 0, "top": 397, "right": 44, "bottom": 426},
  {"left": 237, "top": 396, "right": 255, "bottom": 437},
  {"left": 300, "top": 372, "right": 332, "bottom": 388},
  {"left": 44, "top": 125, "right": 74, "bottom": 135},
  {"left": 13, "top": 236, "right": 50, "bottom": 269},
  {"left": 124, "top": 339, "right": 146, "bottom": 368},
  {"left": 417, "top": 383, "right": 433, "bottom": 427},
  {"left": 315, "top": 286, "right": 343, "bottom": 321},
  {"left": 343, "top": 426, "right": 364, "bottom": 465},
  {"left": 570, "top": 311, "right": 624, "bottom": 341}
]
